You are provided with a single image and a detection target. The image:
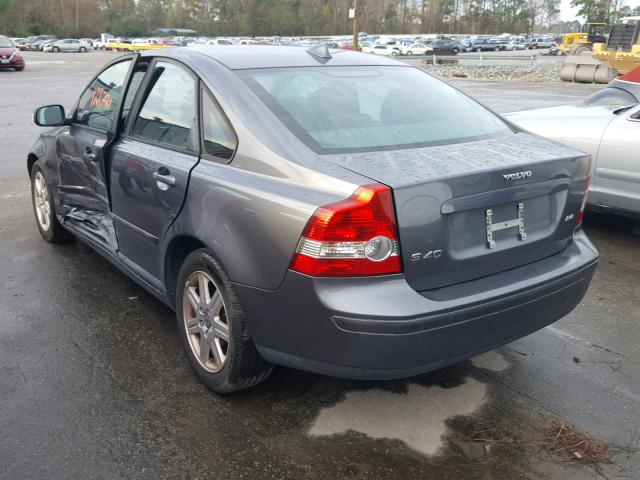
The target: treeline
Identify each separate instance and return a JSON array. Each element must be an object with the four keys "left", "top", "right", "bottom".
[{"left": 0, "top": 0, "right": 638, "bottom": 38}]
